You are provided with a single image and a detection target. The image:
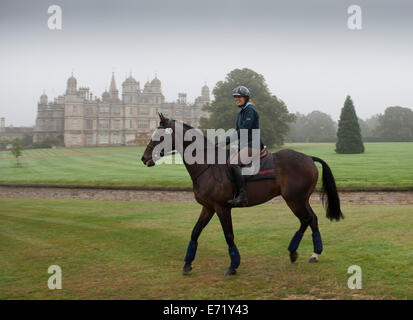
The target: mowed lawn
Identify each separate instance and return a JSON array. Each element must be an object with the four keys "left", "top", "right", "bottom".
[
  {"left": 0, "top": 198, "right": 411, "bottom": 299},
  {"left": 0, "top": 143, "right": 412, "bottom": 188}
]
